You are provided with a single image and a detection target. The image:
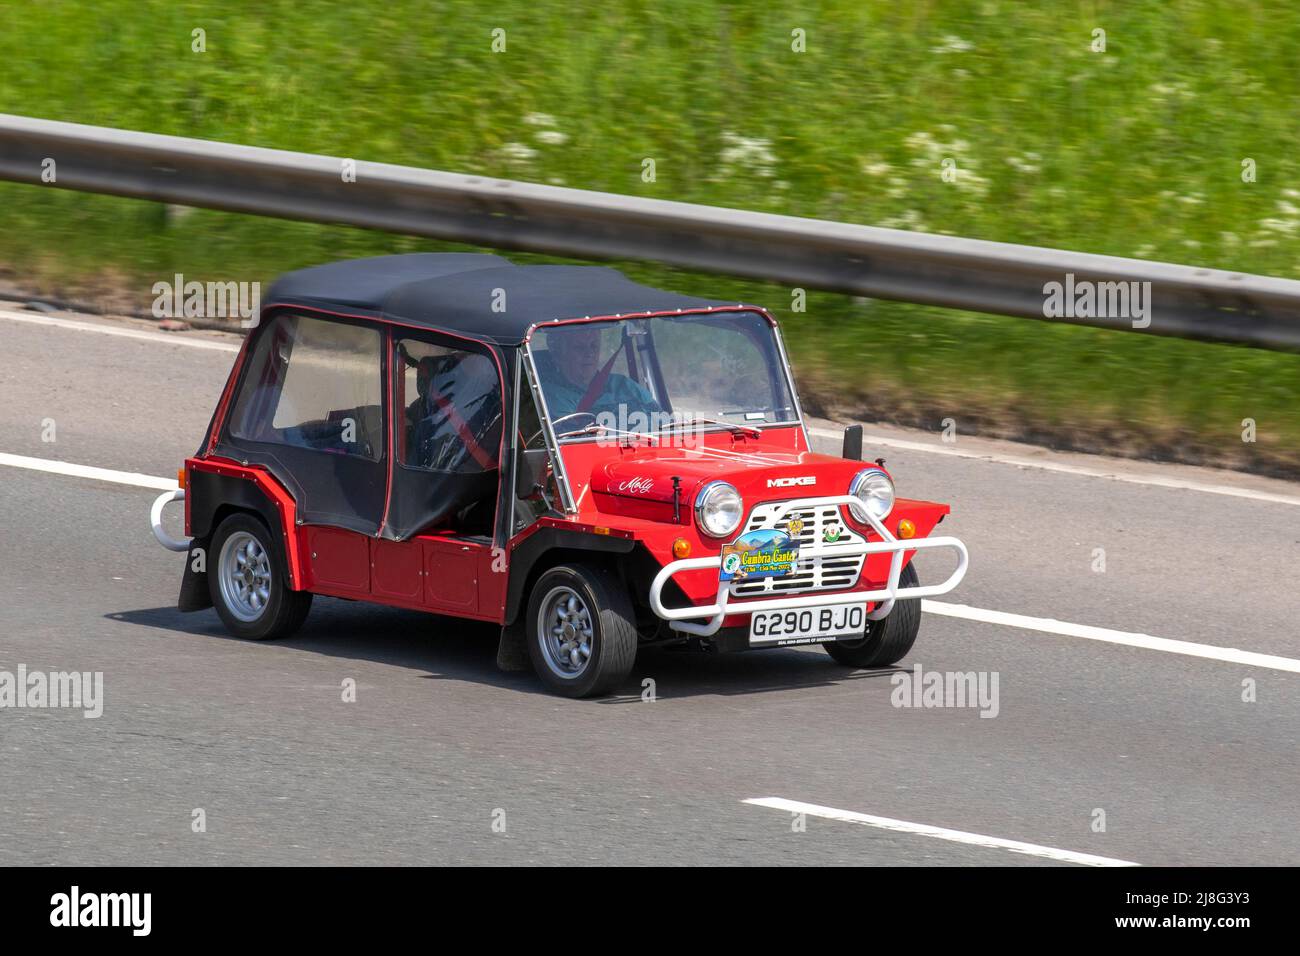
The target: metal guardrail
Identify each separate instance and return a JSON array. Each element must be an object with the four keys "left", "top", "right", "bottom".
[{"left": 2, "top": 113, "right": 1300, "bottom": 350}]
